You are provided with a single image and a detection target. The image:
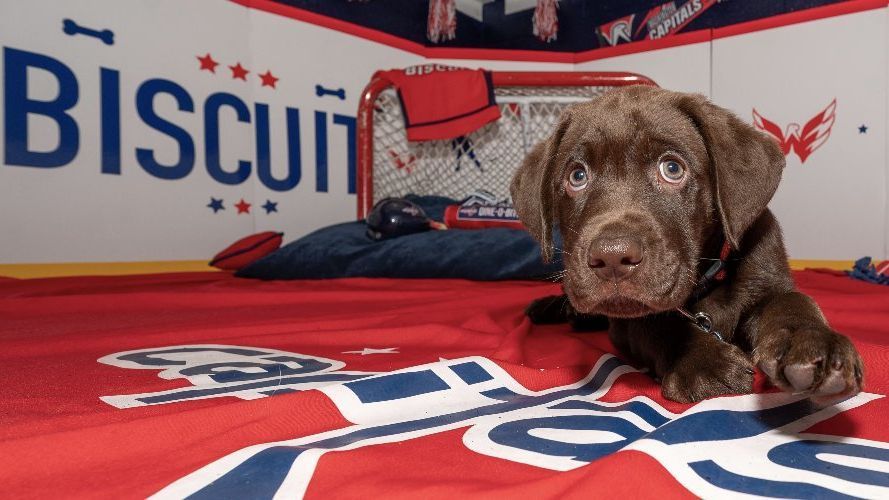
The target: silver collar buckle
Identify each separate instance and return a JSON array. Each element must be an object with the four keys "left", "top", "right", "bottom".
[{"left": 676, "top": 307, "right": 724, "bottom": 342}]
